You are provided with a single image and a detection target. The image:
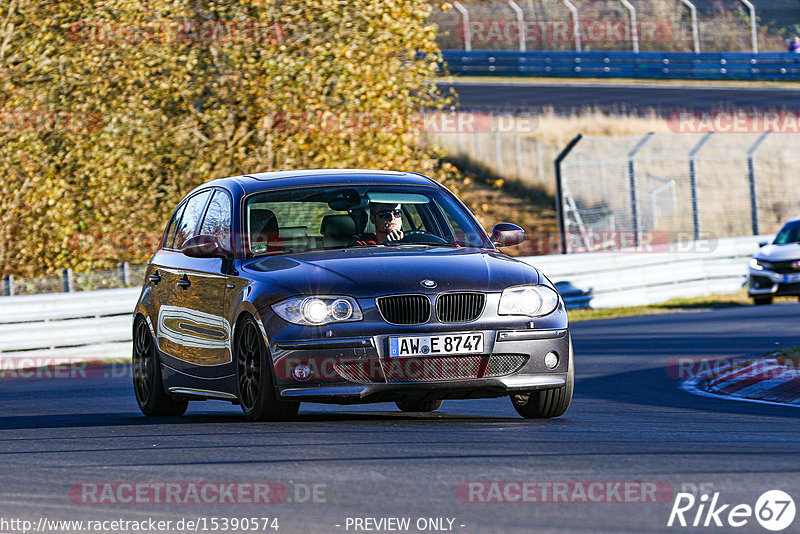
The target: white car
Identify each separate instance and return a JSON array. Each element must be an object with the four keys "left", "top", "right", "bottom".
[{"left": 748, "top": 216, "right": 800, "bottom": 305}]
